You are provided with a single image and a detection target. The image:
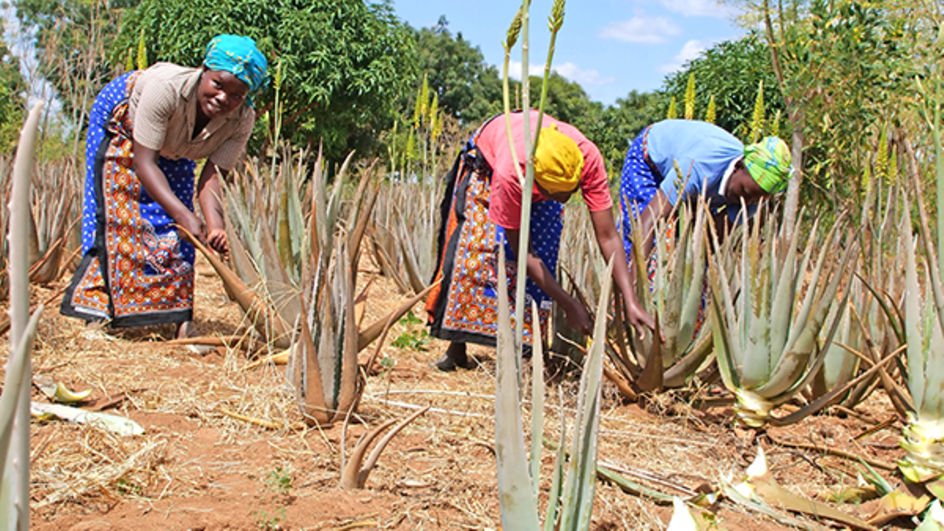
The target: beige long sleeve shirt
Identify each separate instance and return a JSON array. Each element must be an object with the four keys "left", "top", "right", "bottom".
[{"left": 128, "top": 63, "right": 255, "bottom": 171}]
